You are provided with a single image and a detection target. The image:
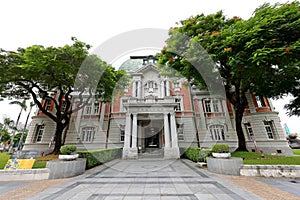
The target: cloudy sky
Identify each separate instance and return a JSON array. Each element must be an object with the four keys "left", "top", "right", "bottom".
[{"left": 0, "top": 0, "right": 299, "bottom": 133}]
